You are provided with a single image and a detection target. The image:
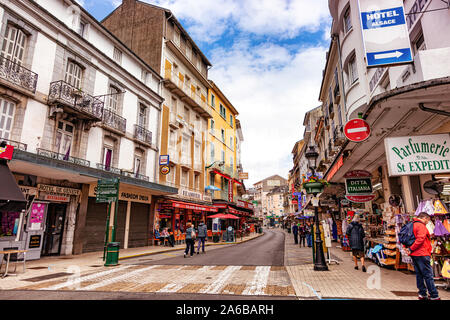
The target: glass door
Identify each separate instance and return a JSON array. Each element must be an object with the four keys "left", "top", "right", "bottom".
[{"left": 42, "top": 203, "right": 67, "bottom": 256}]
